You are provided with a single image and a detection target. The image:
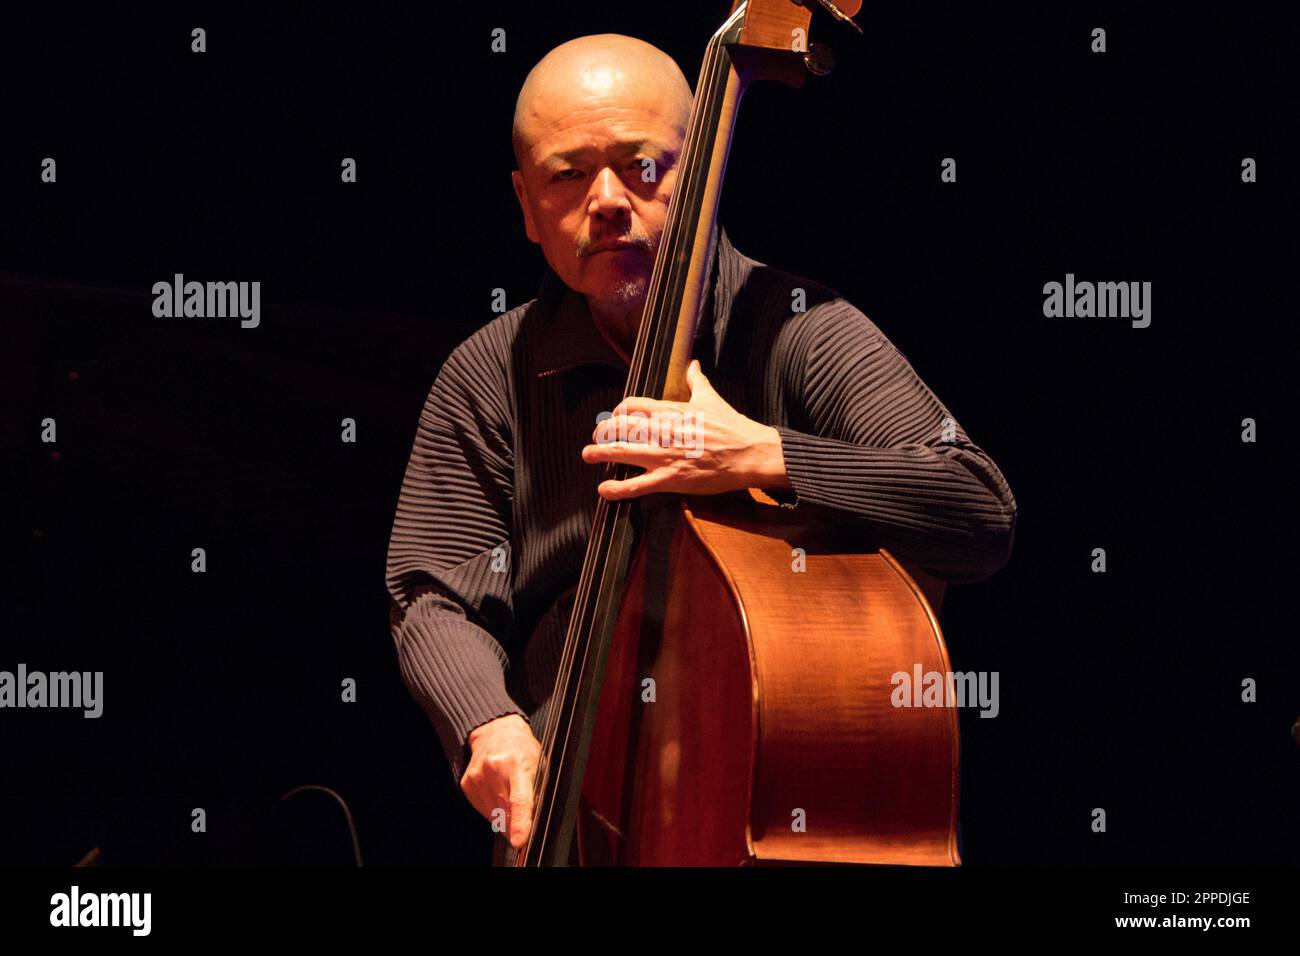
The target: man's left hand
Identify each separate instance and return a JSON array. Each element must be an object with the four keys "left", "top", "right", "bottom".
[{"left": 582, "top": 359, "right": 790, "bottom": 500}]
